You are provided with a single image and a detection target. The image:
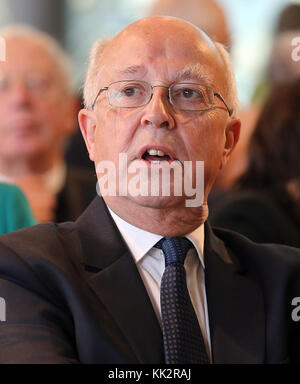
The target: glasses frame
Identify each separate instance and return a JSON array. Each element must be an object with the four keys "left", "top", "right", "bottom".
[{"left": 91, "top": 80, "right": 233, "bottom": 116}]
